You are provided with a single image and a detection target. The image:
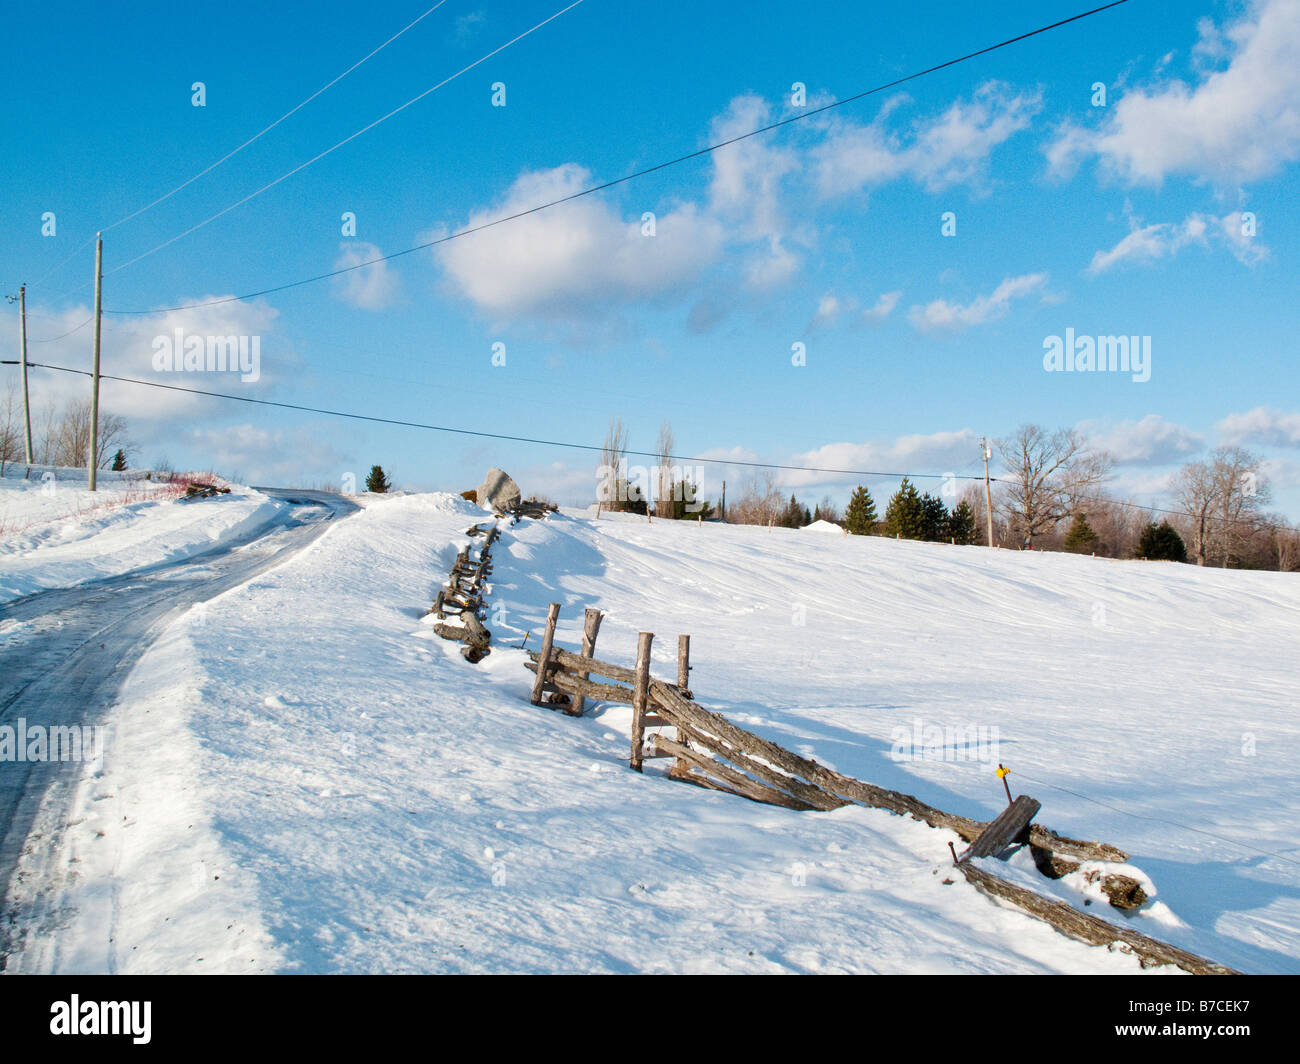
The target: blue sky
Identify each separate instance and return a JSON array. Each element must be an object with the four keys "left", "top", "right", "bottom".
[{"left": 3, "top": 0, "right": 1298, "bottom": 519}]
